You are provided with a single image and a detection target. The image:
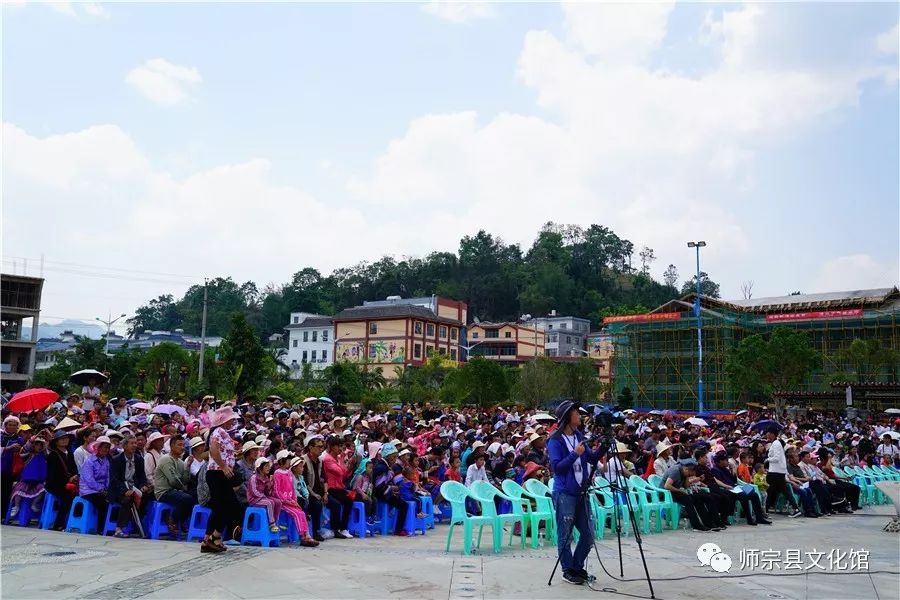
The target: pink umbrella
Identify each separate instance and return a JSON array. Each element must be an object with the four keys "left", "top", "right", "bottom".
[{"left": 131, "top": 402, "right": 151, "bottom": 411}]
